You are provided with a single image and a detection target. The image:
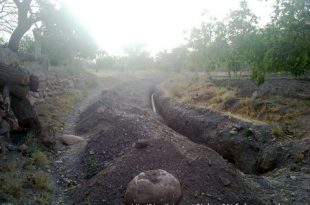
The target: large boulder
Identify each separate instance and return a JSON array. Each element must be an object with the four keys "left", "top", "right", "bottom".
[{"left": 125, "top": 169, "right": 182, "bottom": 205}]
